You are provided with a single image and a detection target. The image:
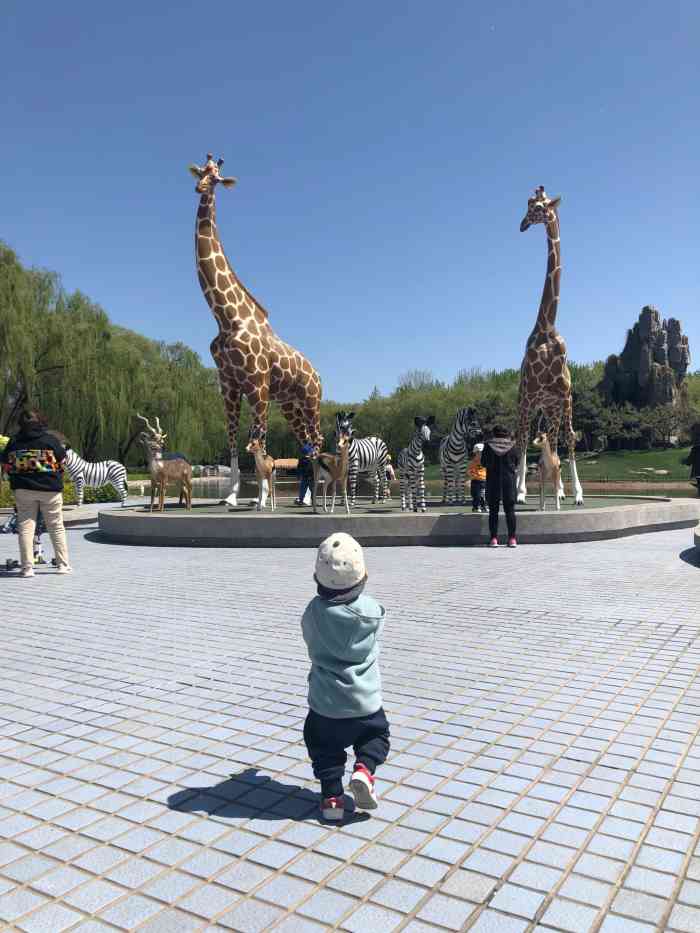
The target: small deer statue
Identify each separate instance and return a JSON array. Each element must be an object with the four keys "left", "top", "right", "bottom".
[
  {"left": 533, "top": 430, "right": 562, "bottom": 512},
  {"left": 313, "top": 433, "right": 351, "bottom": 514},
  {"left": 245, "top": 436, "right": 276, "bottom": 512},
  {"left": 136, "top": 414, "right": 193, "bottom": 512}
]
